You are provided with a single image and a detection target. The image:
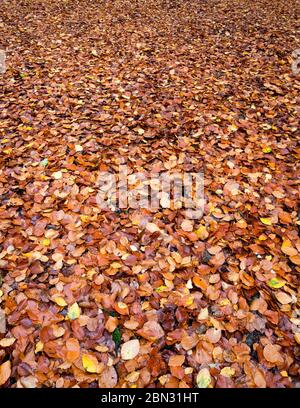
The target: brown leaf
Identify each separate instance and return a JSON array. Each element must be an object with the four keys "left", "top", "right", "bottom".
[
  {"left": 0, "top": 361, "right": 11, "bottom": 386},
  {"left": 66, "top": 338, "right": 80, "bottom": 362},
  {"left": 263, "top": 344, "right": 284, "bottom": 364},
  {"left": 98, "top": 366, "right": 118, "bottom": 388},
  {"left": 137, "top": 321, "right": 164, "bottom": 341}
]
